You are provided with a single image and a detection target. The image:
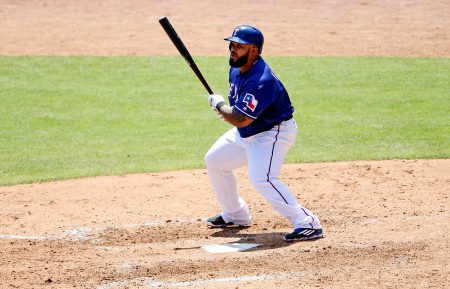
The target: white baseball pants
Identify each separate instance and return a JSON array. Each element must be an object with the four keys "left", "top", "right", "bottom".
[{"left": 204, "top": 118, "right": 322, "bottom": 230}]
